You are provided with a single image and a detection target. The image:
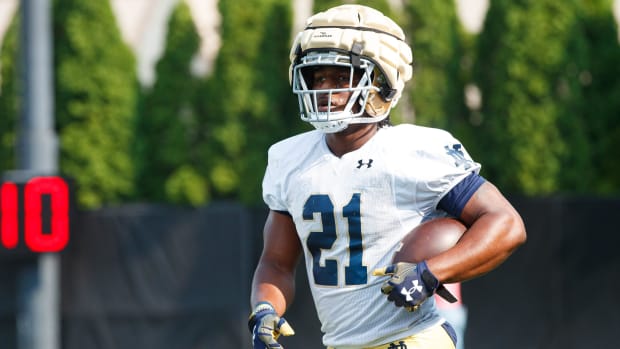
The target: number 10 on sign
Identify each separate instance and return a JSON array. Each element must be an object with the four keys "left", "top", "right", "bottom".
[{"left": 0, "top": 176, "right": 70, "bottom": 253}]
